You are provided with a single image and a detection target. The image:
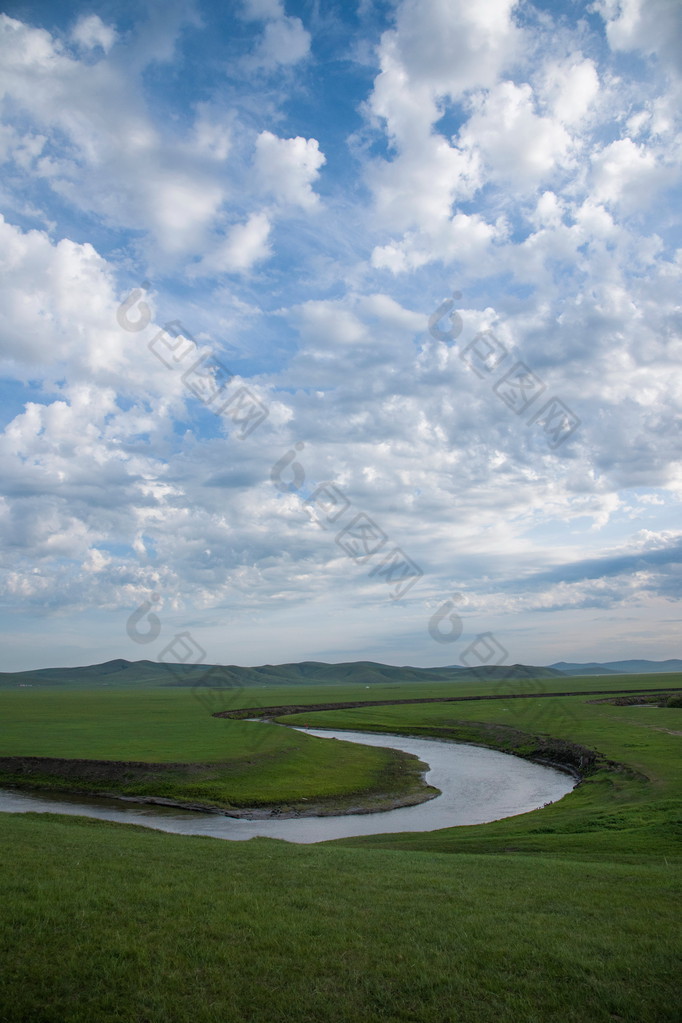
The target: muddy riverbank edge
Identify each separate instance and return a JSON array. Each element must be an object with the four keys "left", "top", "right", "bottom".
[
  {"left": 225, "top": 705, "right": 604, "bottom": 779},
  {"left": 0, "top": 741, "right": 440, "bottom": 820},
  {"left": 1, "top": 687, "right": 623, "bottom": 818}
]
